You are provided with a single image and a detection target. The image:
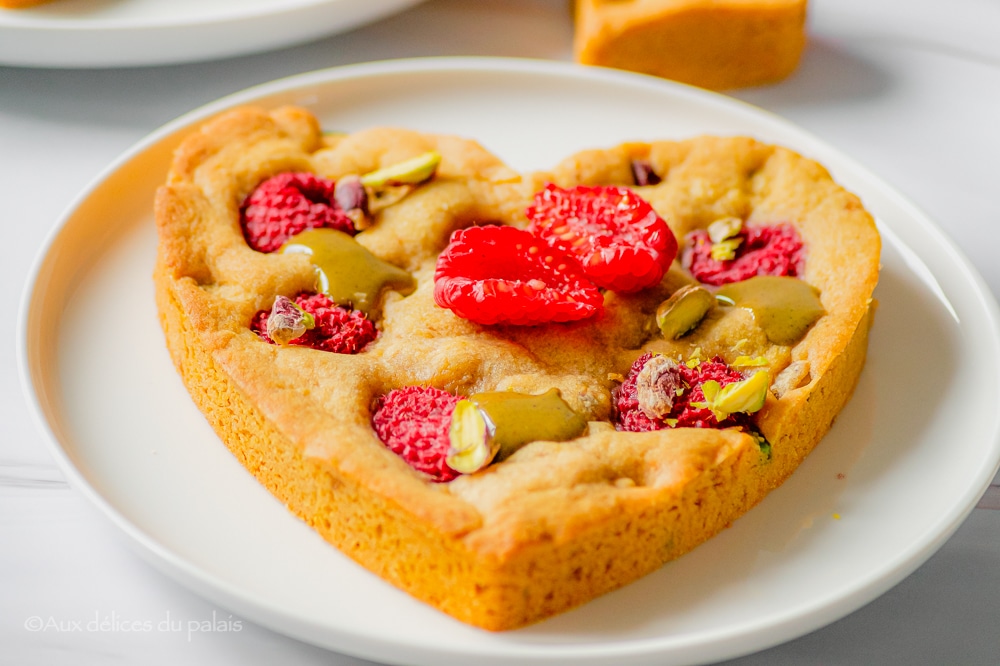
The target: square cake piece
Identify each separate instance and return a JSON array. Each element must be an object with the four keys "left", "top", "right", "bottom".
[{"left": 574, "top": 0, "right": 809, "bottom": 90}]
